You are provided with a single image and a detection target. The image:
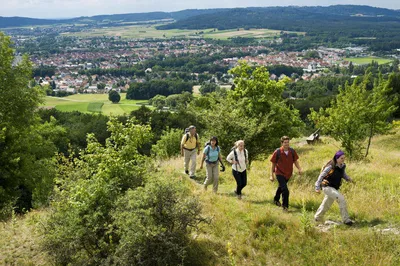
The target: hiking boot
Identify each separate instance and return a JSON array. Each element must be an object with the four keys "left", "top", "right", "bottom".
[
  {"left": 282, "top": 207, "right": 288, "bottom": 212},
  {"left": 203, "top": 184, "right": 207, "bottom": 191},
  {"left": 237, "top": 194, "right": 242, "bottom": 200},
  {"left": 189, "top": 175, "right": 196, "bottom": 179},
  {"left": 185, "top": 170, "right": 189, "bottom": 175},
  {"left": 344, "top": 220, "right": 354, "bottom": 226},
  {"left": 274, "top": 200, "right": 282, "bottom": 207}
]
